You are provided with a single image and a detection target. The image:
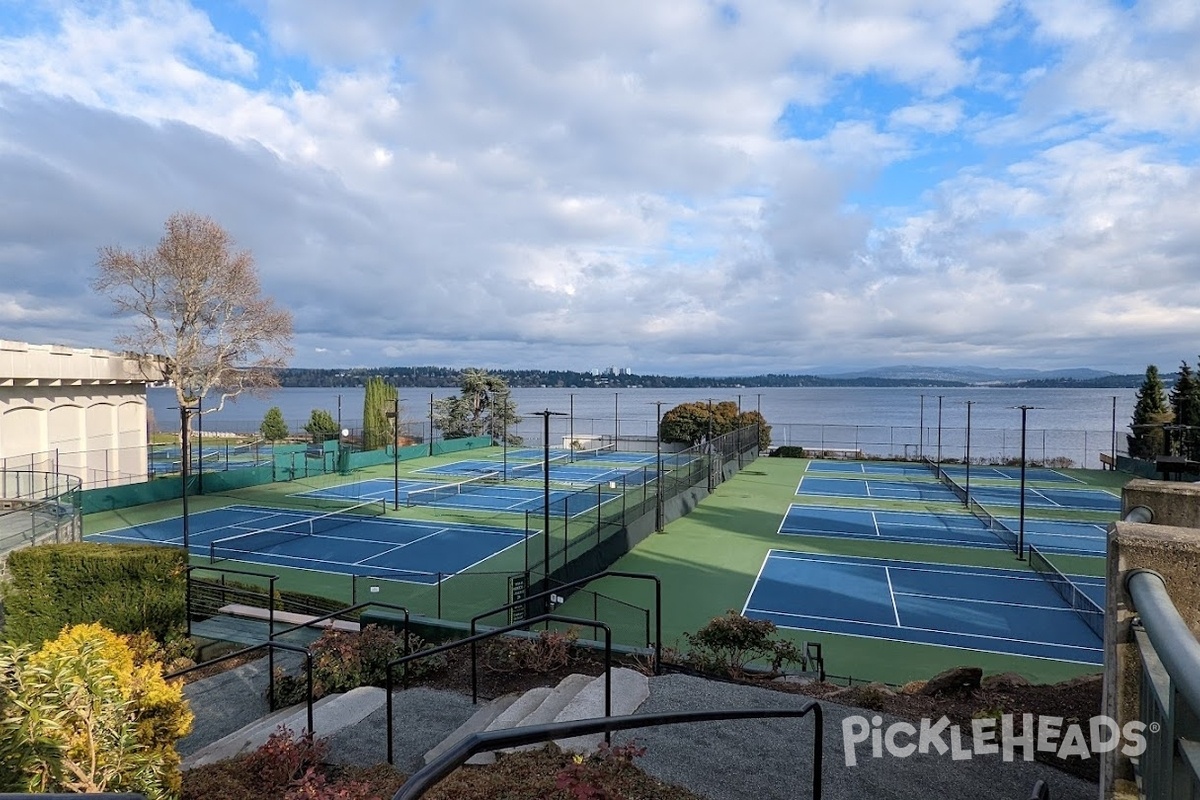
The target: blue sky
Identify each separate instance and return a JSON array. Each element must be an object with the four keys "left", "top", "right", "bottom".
[{"left": 2, "top": 0, "right": 1199, "bottom": 375}]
